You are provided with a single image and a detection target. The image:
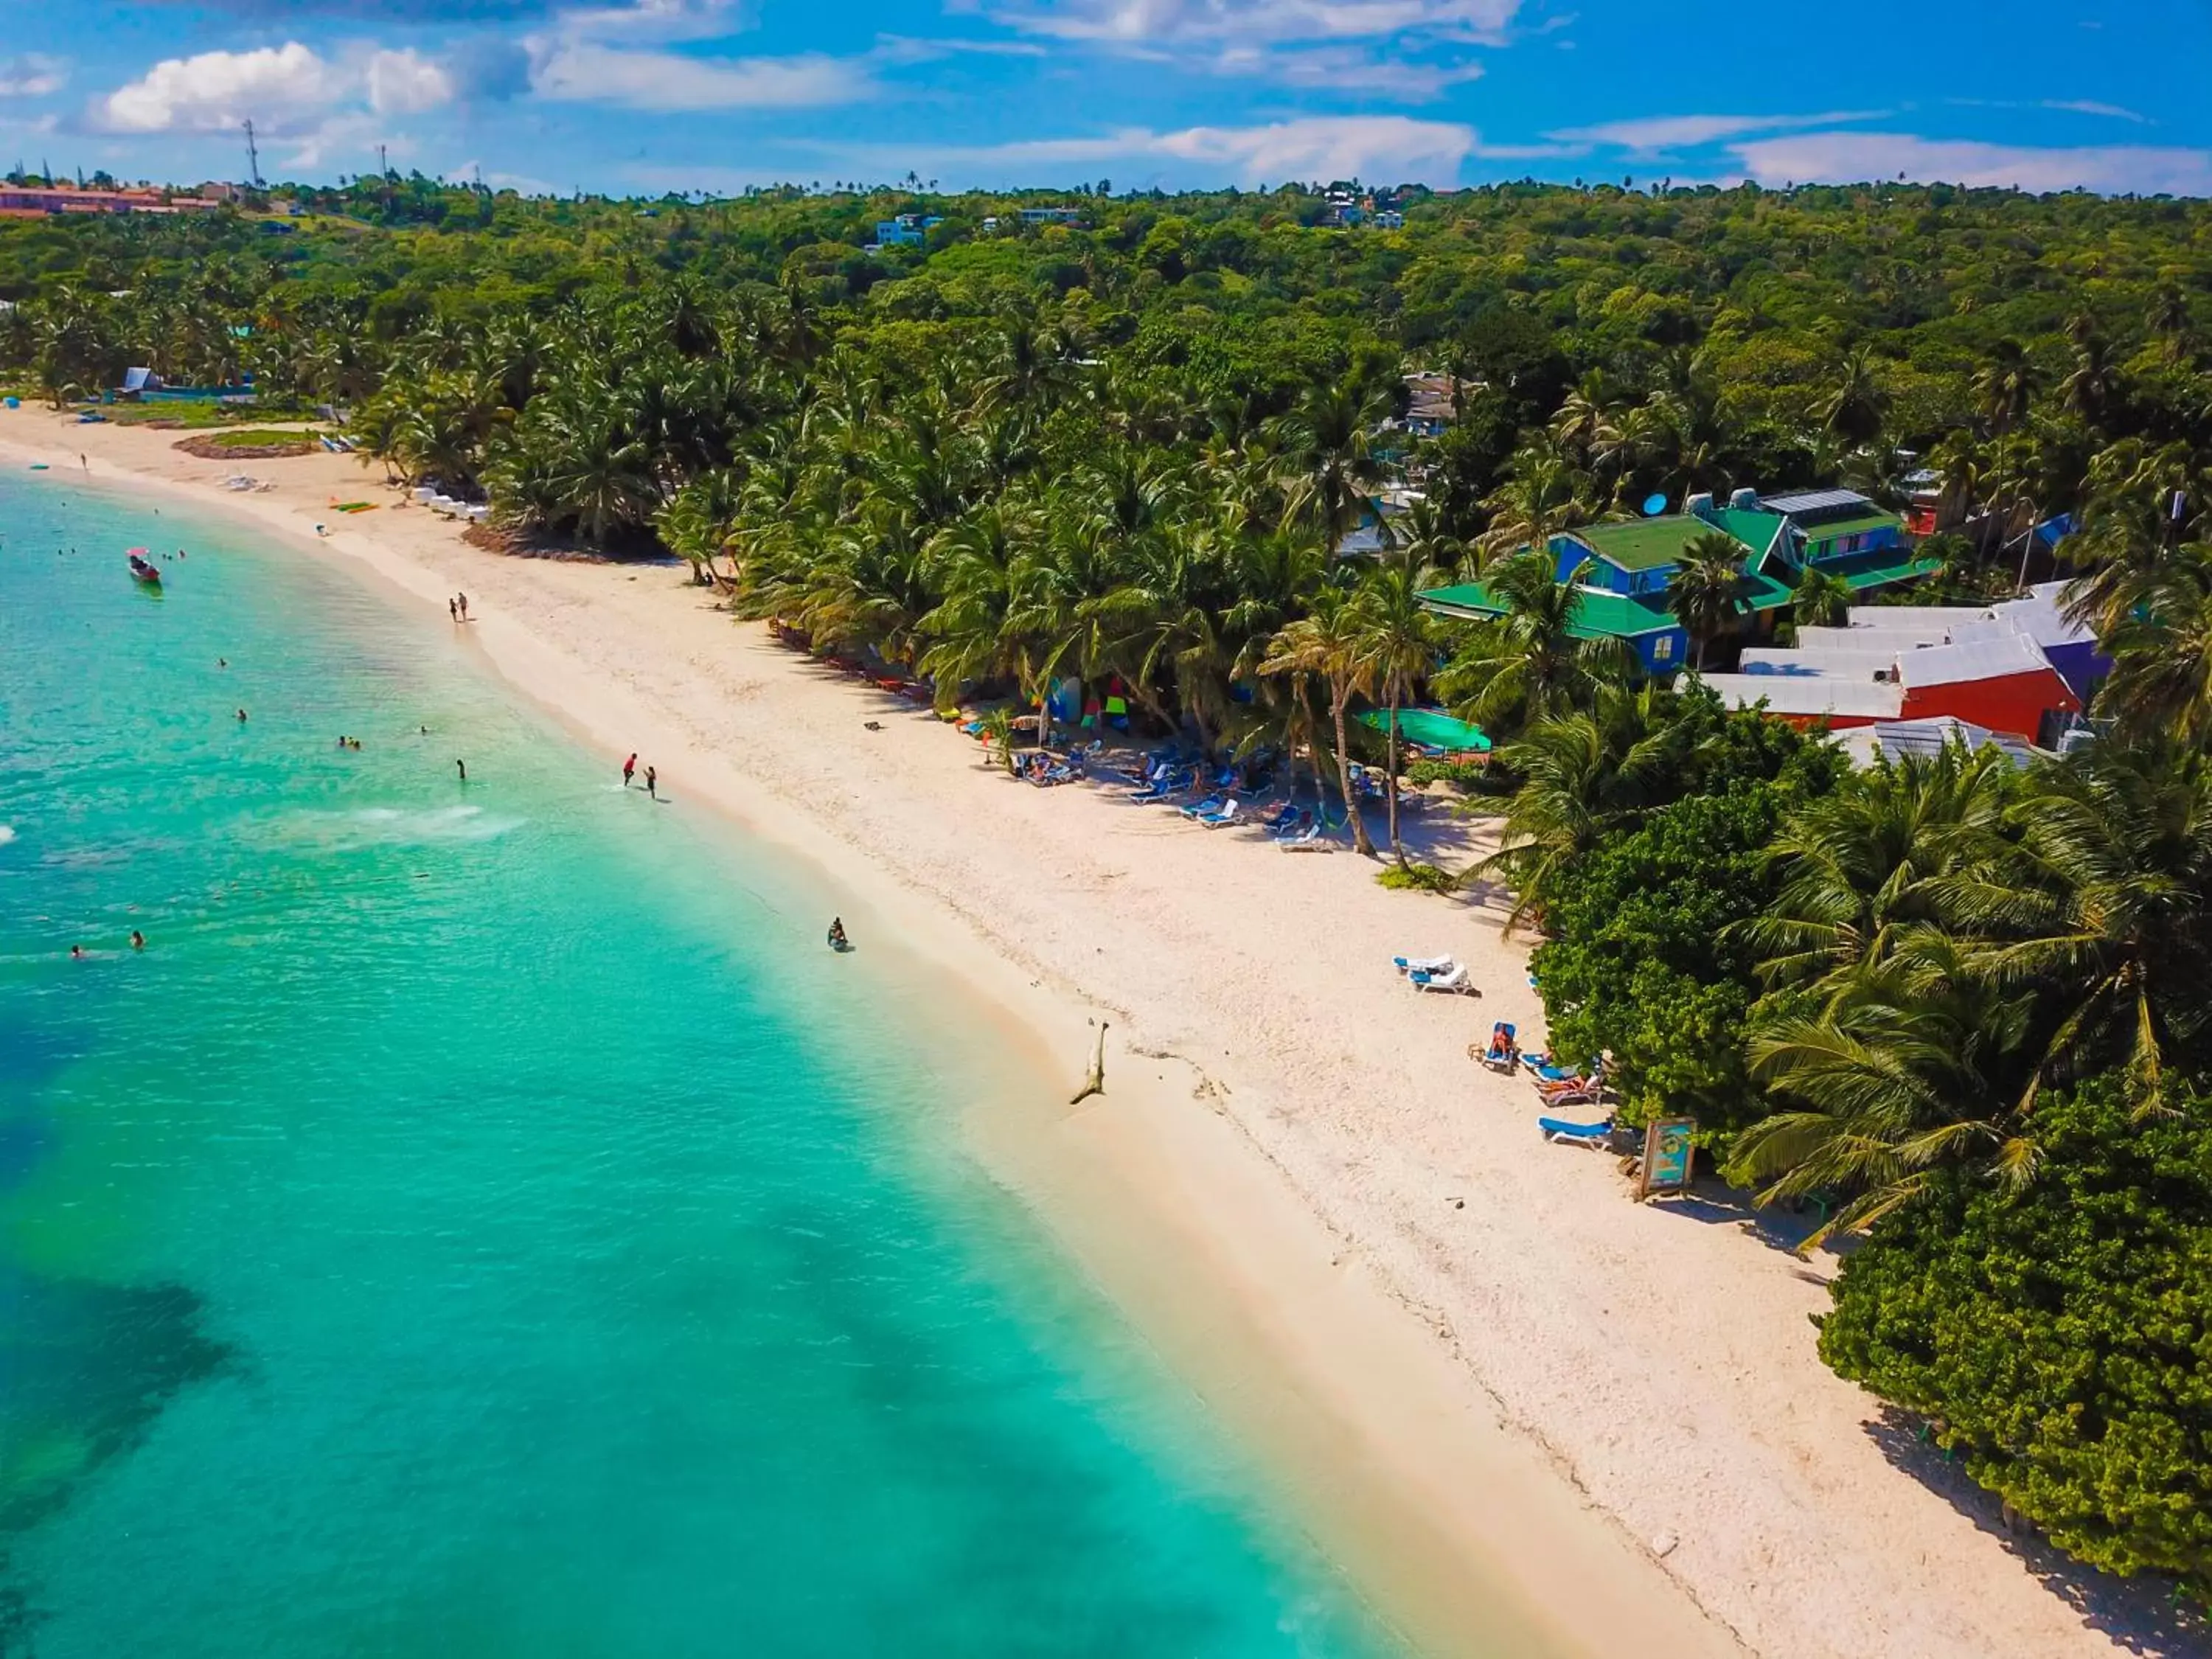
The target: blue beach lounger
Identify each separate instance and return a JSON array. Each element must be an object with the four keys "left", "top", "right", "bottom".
[{"left": 1538, "top": 1116, "right": 1613, "bottom": 1147}]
